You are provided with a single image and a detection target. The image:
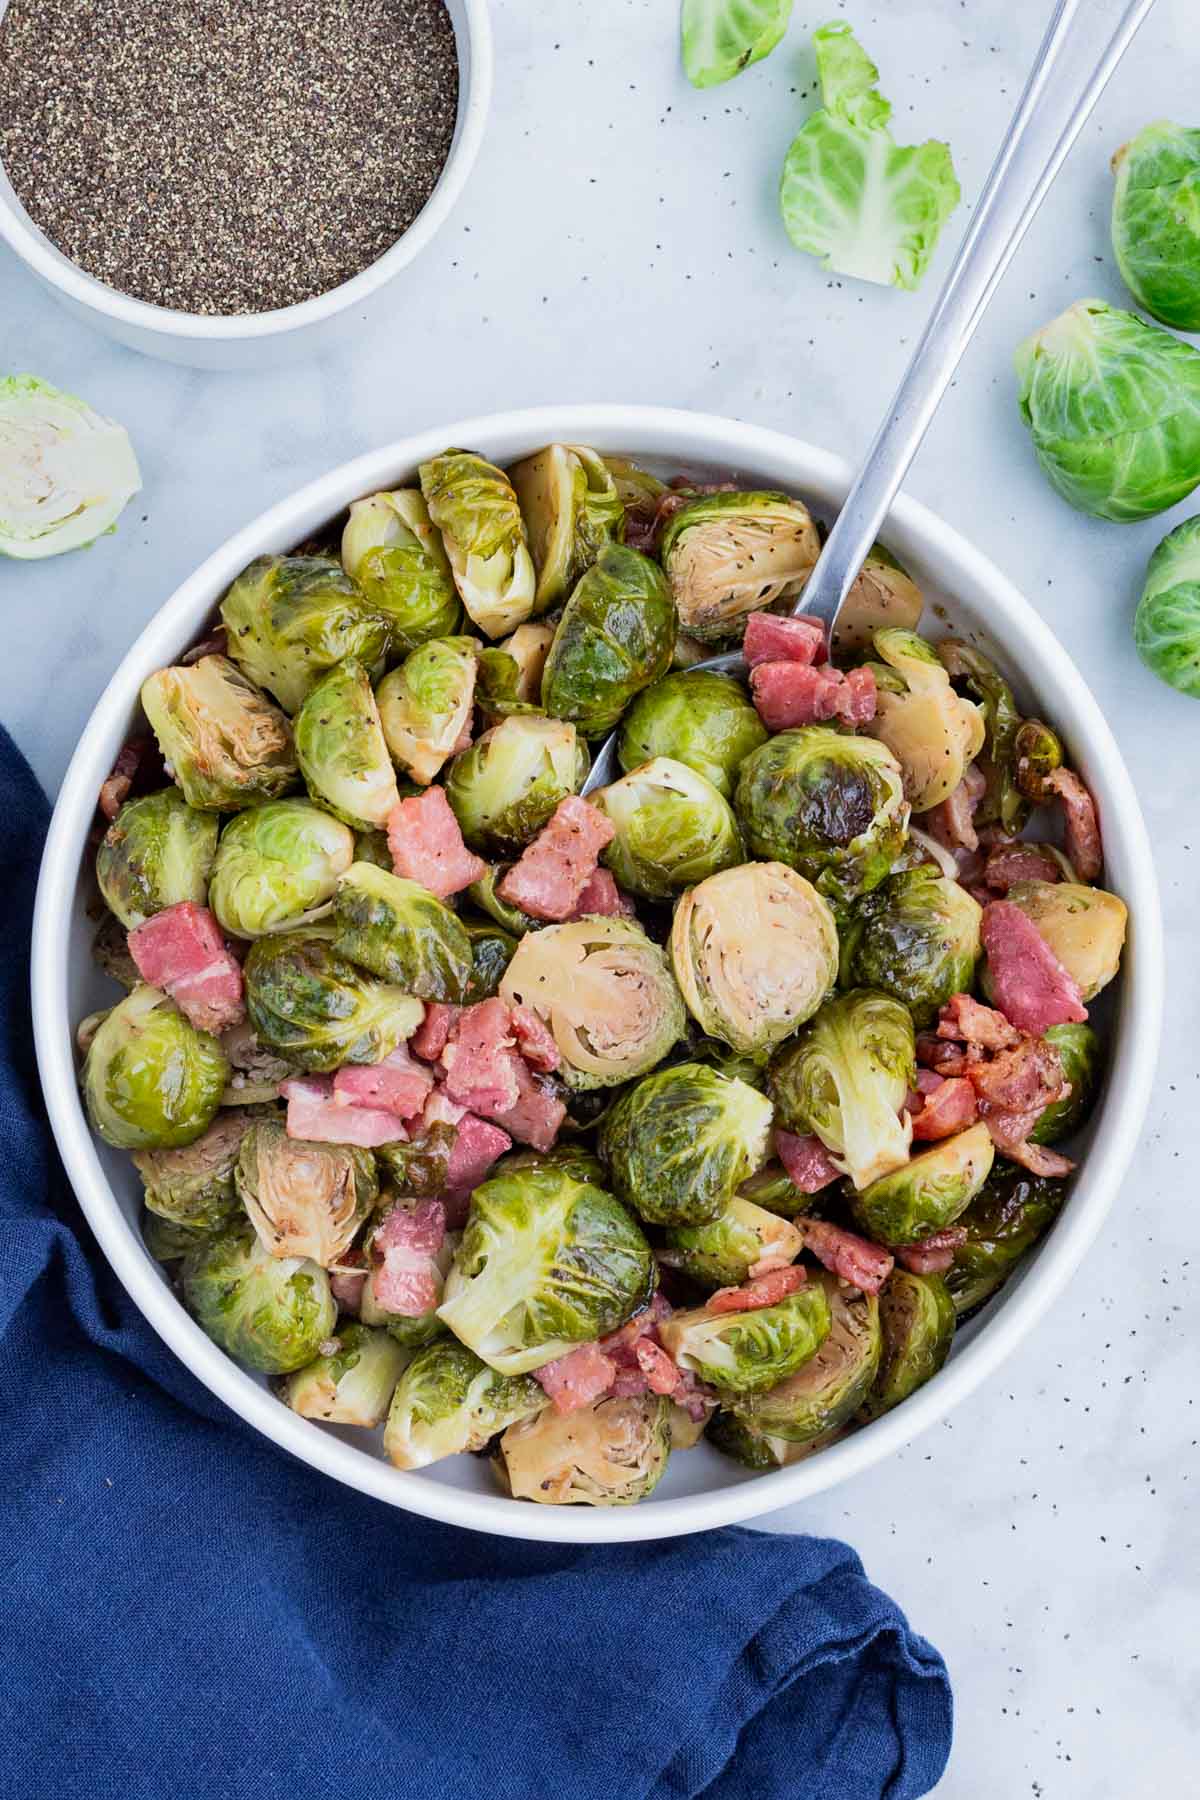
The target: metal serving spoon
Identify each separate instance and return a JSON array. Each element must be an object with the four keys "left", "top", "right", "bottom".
[{"left": 583, "top": 0, "right": 1157, "bottom": 797}]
